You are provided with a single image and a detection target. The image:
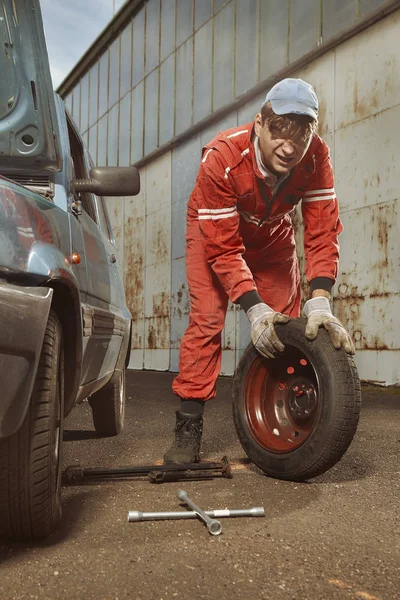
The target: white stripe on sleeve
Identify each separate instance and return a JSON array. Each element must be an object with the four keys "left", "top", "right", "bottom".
[
  {"left": 198, "top": 206, "right": 237, "bottom": 214},
  {"left": 198, "top": 208, "right": 237, "bottom": 221},
  {"left": 303, "top": 187, "right": 335, "bottom": 197},
  {"left": 302, "top": 193, "right": 336, "bottom": 203}
]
